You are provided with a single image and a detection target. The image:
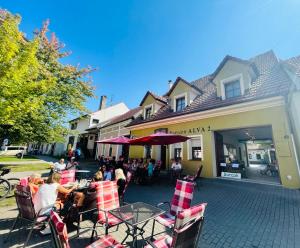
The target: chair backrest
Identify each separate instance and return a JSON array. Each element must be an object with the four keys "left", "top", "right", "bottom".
[
  {"left": 95, "top": 181, "right": 120, "bottom": 221},
  {"left": 49, "top": 210, "right": 70, "bottom": 248},
  {"left": 19, "top": 177, "right": 29, "bottom": 186},
  {"left": 172, "top": 203, "right": 207, "bottom": 248},
  {"left": 59, "top": 170, "right": 76, "bottom": 185},
  {"left": 15, "top": 185, "right": 36, "bottom": 220},
  {"left": 170, "top": 180, "right": 194, "bottom": 216}
]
